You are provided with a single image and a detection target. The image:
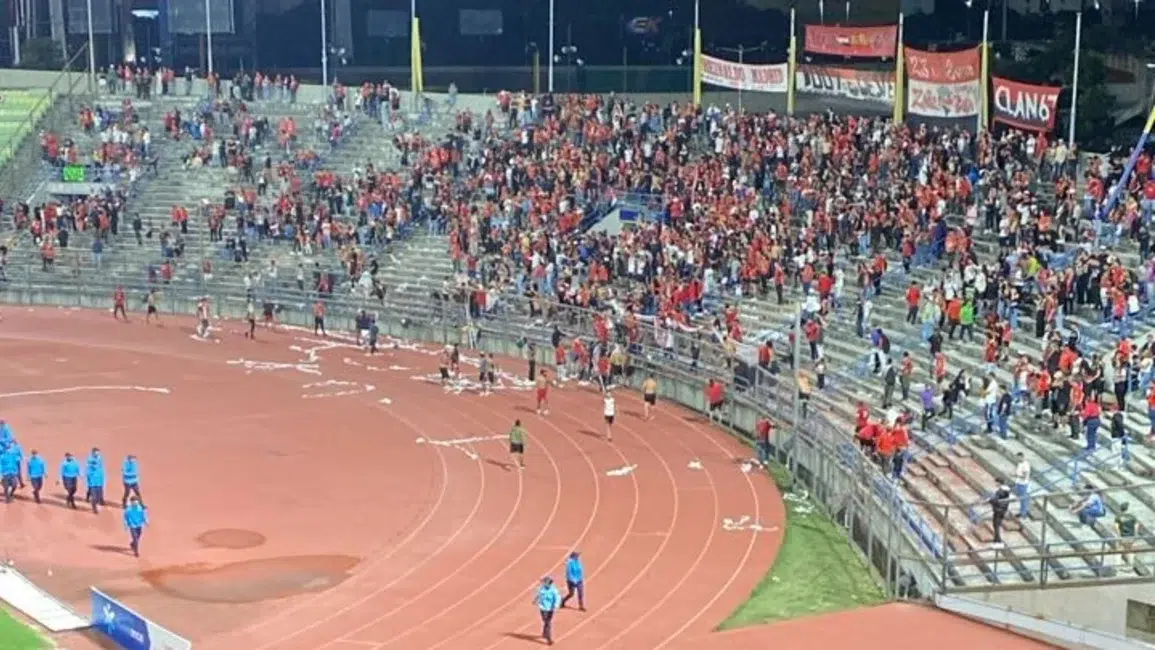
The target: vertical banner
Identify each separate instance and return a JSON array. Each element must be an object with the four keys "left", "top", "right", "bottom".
[
  {"left": 990, "top": 77, "right": 1060, "bottom": 131},
  {"left": 692, "top": 27, "right": 702, "bottom": 106},
  {"left": 803, "top": 24, "right": 898, "bottom": 58},
  {"left": 90, "top": 588, "right": 191, "bottom": 650},
  {"left": 1097, "top": 107, "right": 1155, "bottom": 221},
  {"left": 903, "top": 46, "right": 981, "bottom": 118},
  {"left": 893, "top": 14, "right": 904, "bottom": 123}
]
